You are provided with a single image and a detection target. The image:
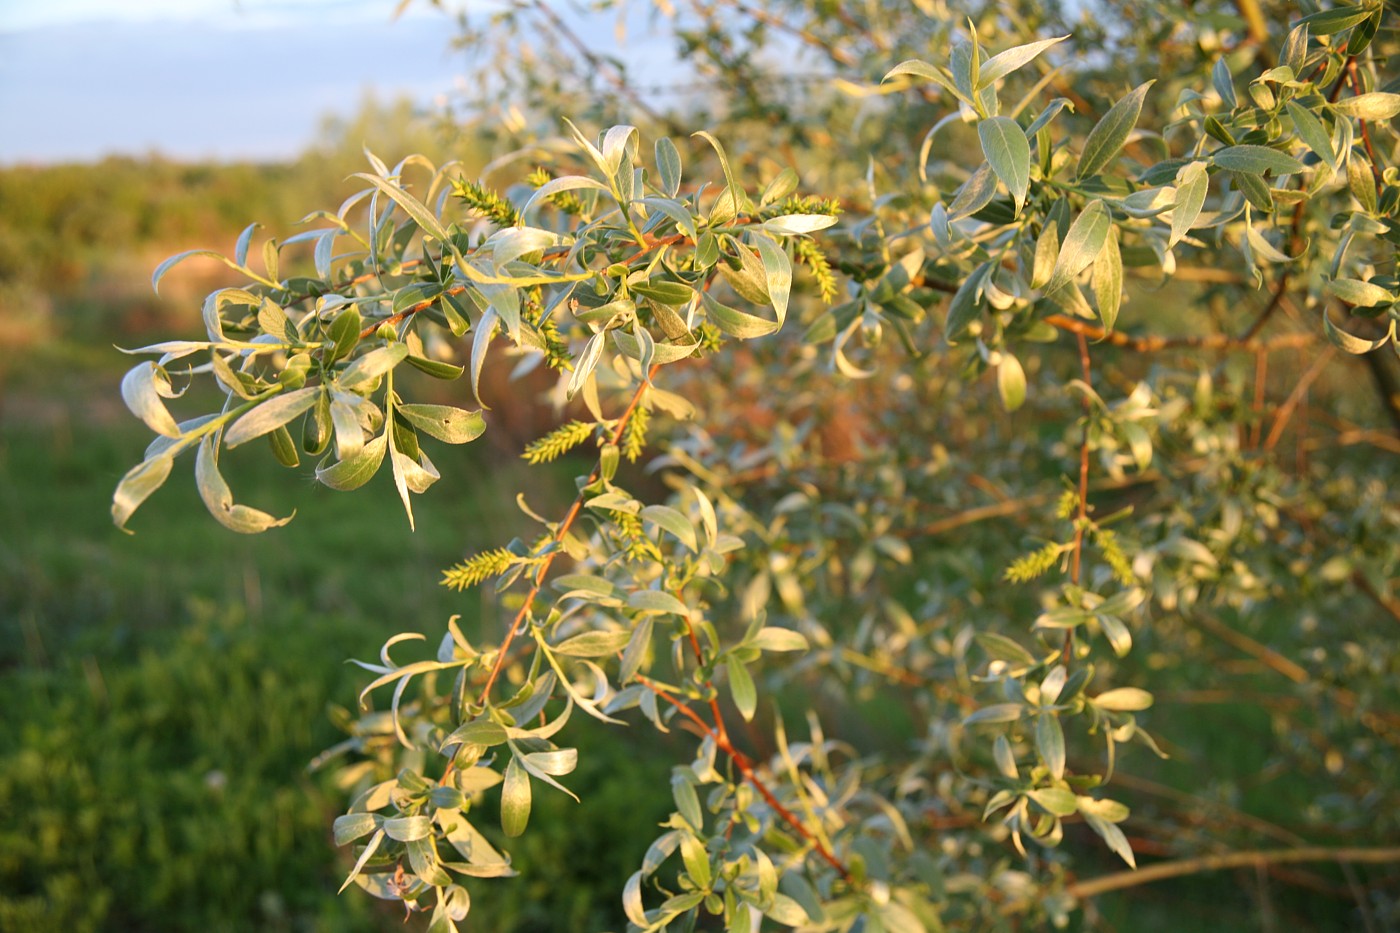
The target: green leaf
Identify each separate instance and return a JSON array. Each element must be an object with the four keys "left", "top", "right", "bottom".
[
  {"left": 553, "top": 629, "right": 633, "bottom": 658},
  {"left": 1083, "top": 811, "right": 1137, "bottom": 868},
  {"left": 977, "top": 35, "right": 1067, "bottom": 88},
  {"left": 727, "top": 659, "right": 757, "bottom": 721},
  {"left": 1286, "top": 100, "right": 1336, "bottom": 169},
  {"left": 997, "top": 353, "right": 1026, "bottom": 412},
  {"left": 752, "top": 235, "right": 792, "bottom": 325},
  {"left": 1329, "top": 278, "right": 1394, "bottom": 308},
  {"left": 1094, "top": 687, "right": 1154, "bottom": 711},
  {"left": 629, "top": 590, "right": 690, "bottom": 616},
  {"left": 640, "top": 504, "right": 699, "bottom": 553},
  {"left": 333, "top": 812, "right": 378, "bottom": 846},
  {"left": 351, "top": 171, "right": 449, "bottom": 241},
  {"left": 1036, "top": 712, "right": 1066, "bottom": 780},
  {"left": 978, "top": 116, "right": 1031, "bottom": 215},
  {"left": 750, "top": 626, "right": 808, "bottom": 652},
  {"left": 224, "top": 387, "right": 319, "bottom": 448},
  {"left": 316, "top": 433, "right": 388, "bottom": 491},
  {"left": 1332, "top": 92, "right": 1400, "bottom": 121},
  {"left": 1323, "top": 311, "right": 1392, "bottom": 354},
  {"left": 338, "top": 829, "right": 384, "bottom": 894},
  {"left": 383, "top": 815, "right": 433, "bottom": 842},
  {"left": 195, "top": 438, "right": 292, "bottom": 534},
  {"left": 945, "top": 262, "right": 991, "bottom": 343},
  {"left": 1211, "top": 144, "right": 1307, "bottom": 176},
  {"left": 655, "top": 137, "right": 683, "bottom": 197},
  {"left": 1211, "top": 57, "right": 1236, "bottom": 109},
  {"left": 1295, "top": 5, "right": 1377, "bottom": 35},
  {"left": 120, "top": 362, "right": 181, "bottom": 438},
  {"left": 406, "top": 354, "right": 466, "bottom": 380},
  {"left": 443, "top": 719, "right": 510, "bottom": 748},
  {"left": 1028, "top": 787, "right": 1078, "bottom": 816},
  {"left": 327, "top": 306, "right": 362, "bottom": 362},
  {"left": 672, "top": 774, "right": 704, "bottom": 831},
  {"left": 962, "top": 703, "right": 1023, "bottom": 725},
  {"left": 1047, "top": 200, "right": 1111, "bottom": 293},
  {"left": 501, "top": 757, "right": 531, "bottom": 837},
  {"left": 1092, "top": 227, "right": 1123, "bottom": 332},
  {"left": 1169, "top": 161, "right": 1209, "bottom": 248},
  {"left": 701, "top": 290, "right": 779, "bottom": 340},
  {"left": 1077, "top": 81, "right": 1153, "bottom": 179},
  {"left": 948, "top": 163, "right": 998, "bottom": 220},
  {"left": 883, "top": 59, "right": 974, "bottom": 108},
  {"left": 397, "top": 404, "right": 486, "bottom": 444},
  {"left": 112, "top": 454, "right": 175, "bottom": 531},
  {"left": 339, "top": 343, "right": 408, "bottom": 389},
  {"left": 975, "top": 631, "right": 1037, "bottom": 666}
]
